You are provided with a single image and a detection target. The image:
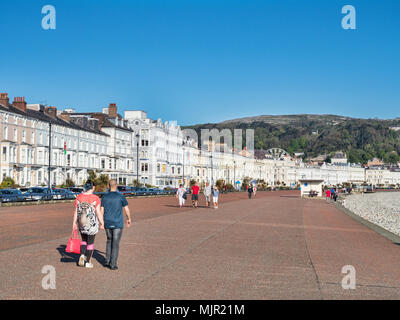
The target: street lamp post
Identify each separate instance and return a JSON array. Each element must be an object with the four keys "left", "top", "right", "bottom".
[
  {"left": 210, "top": 152, "right": 214, "bottom": 187},
  {"left": 48, "top": 121, "right": 52, "bottom": 190},
  {"left": 233, "top": 160, "right": 236, "bottom": 191},
  {"left": 182, "top": 140, "right": 185, "bottom": 187},
  {"left": 136, "top": 132, "right": 140, "bottom": 190}
]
